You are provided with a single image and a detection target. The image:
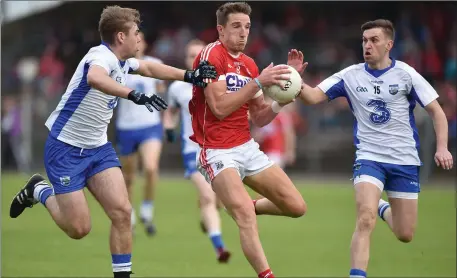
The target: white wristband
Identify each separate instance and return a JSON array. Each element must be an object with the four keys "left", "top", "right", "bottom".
[
  {"left": 252, "top": 90, "right": 263, "bottom": 99},
  {"left": 271, "top": 101, "right": 282, "bottom": 113}
]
